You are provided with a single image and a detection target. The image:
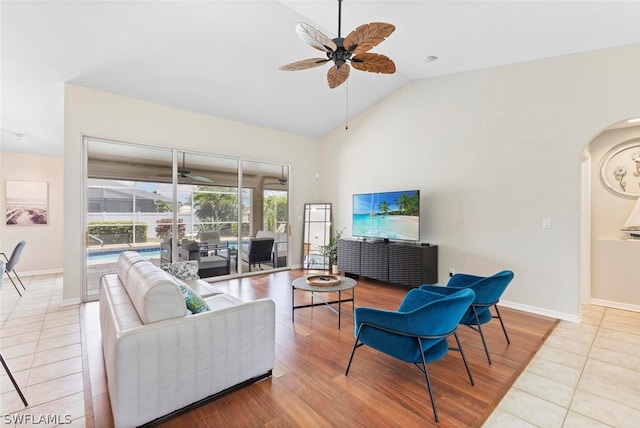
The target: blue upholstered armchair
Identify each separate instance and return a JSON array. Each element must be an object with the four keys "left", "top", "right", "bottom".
[
  {"left": 420, "top": 270, "right": 514, "bottom": 364},
  {"left": 345, "top": 288, "right": 476, "bottom": 422}
]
